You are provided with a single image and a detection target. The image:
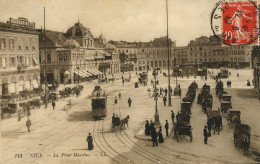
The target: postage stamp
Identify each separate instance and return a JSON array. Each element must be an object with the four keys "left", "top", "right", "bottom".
[{"left": 211, "top": 1, "right": 259, "bottom": 45}]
